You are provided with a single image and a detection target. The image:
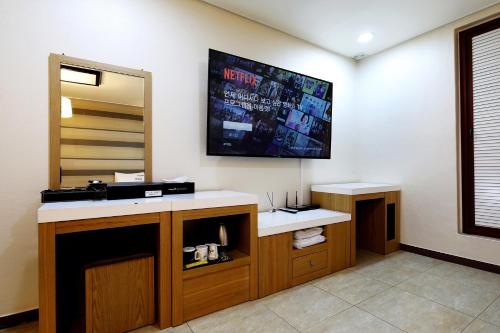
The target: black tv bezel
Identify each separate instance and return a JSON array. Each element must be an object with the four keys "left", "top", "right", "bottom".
[{"left": 206, "top": 48, "right": 332, "bottom": 159}]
